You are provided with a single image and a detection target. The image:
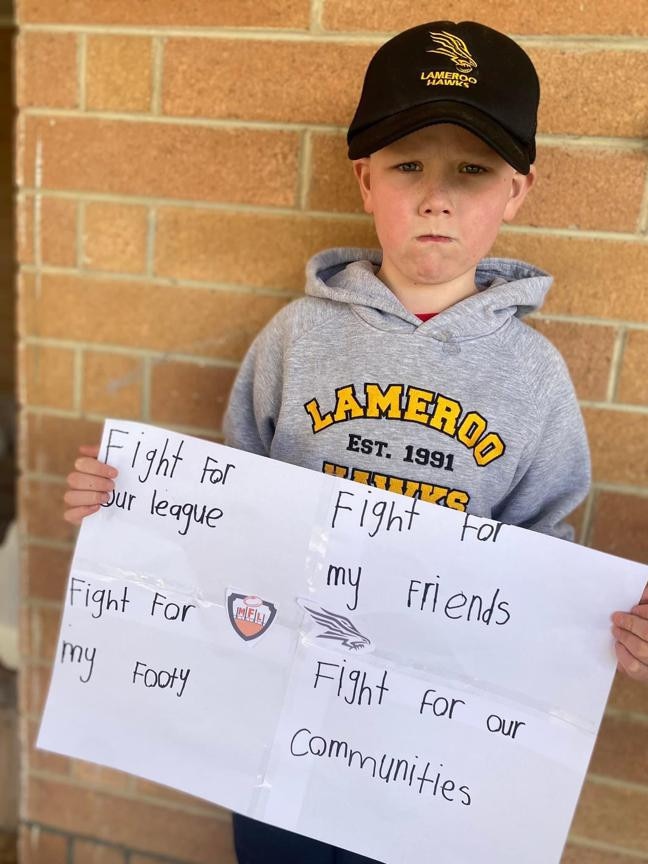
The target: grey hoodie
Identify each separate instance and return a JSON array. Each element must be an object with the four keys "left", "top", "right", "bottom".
[{"left": 224, "top": 247, "right": 591, "bottom": 540}]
